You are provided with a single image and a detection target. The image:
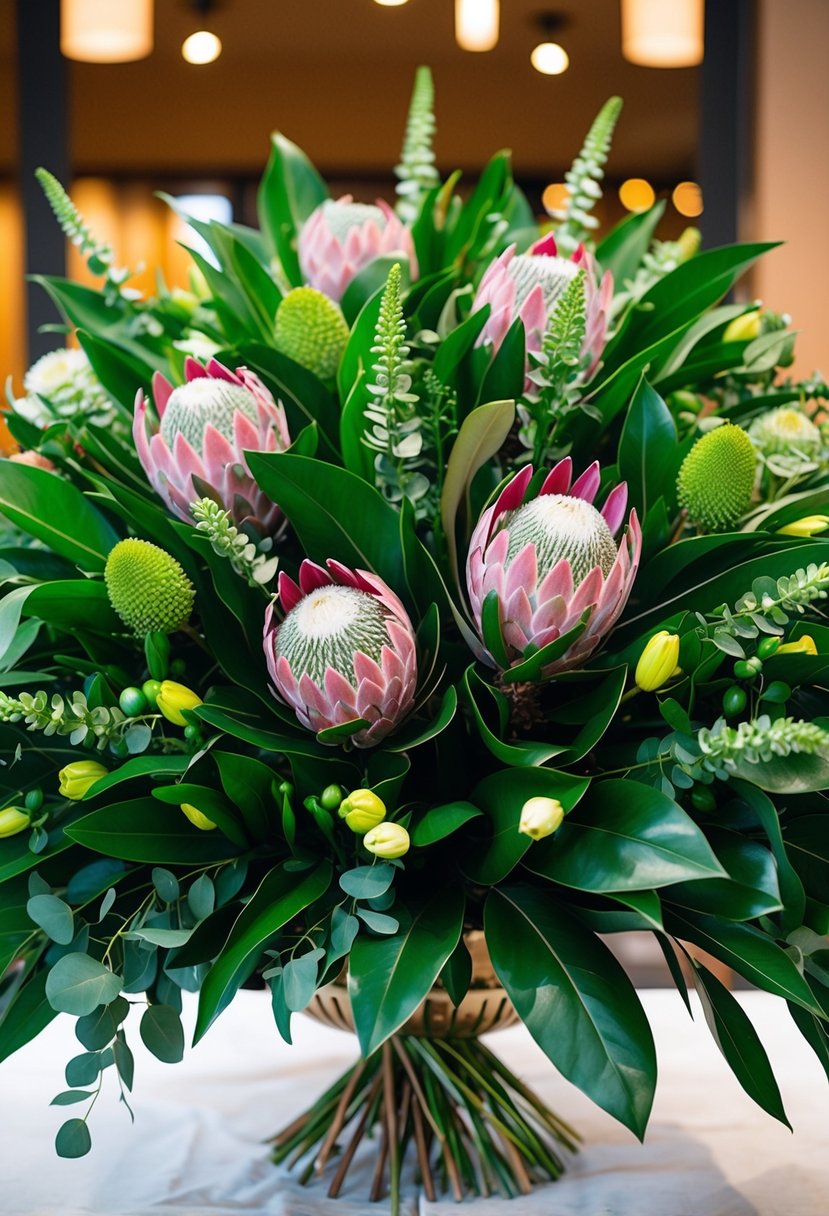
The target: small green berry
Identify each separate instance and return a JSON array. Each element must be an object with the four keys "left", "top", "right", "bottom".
[
  {"left": 183, "top": 723, "right": 201, "bottom": 741},
  {"left": 319, "top": 784, "right": 343, "bottom": 812},
  {"left": 119, "top": 686, "right": 148, "bottom": 716},
  {"left": 142, "top": 679, "right": 162, "bottom": 707},
  {"left": 171, "top": 658, "right": 186, "bottom": 677},
  {"left": 24, "top": 789, "right": 44, "bottom": 812},
  {"left": 757, "top": 636, "right": 781, "bottom": 660},
  {"left": 691, "top": 786, "right": 717, "bottom": 813},
  {"left": 734, "top": 657, "right": 762, "bottom": 680},
  {"left": 722, "top": 686, "right": 747, "bottom": 718}
]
